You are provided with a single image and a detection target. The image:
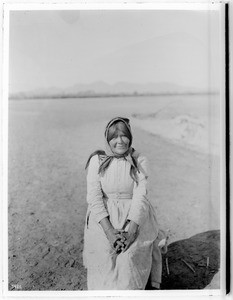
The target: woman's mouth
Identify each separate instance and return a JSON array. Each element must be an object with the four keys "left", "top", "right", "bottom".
[{"left": 116, "top": 145, "right": 125, "bottom": 148}]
